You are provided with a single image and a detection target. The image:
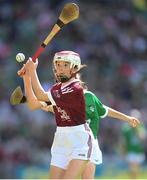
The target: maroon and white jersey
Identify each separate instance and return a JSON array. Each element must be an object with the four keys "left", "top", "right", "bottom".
[{"left": 47, "top": 79, "right": 86, "bottom": 126}]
